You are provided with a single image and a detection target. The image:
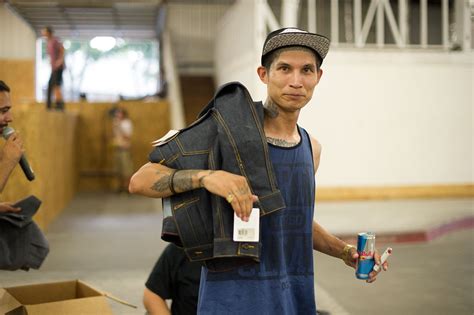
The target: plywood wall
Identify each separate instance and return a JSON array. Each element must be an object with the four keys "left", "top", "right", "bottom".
[
  {"left": 0, "top": 100, "right": 171, "bottom": 229},
  {"left": 0, "top": 105, "right": 78, "bottom": 230},
  {"left": 0, "top": 59, "right": 35, "bottom": 105}
]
